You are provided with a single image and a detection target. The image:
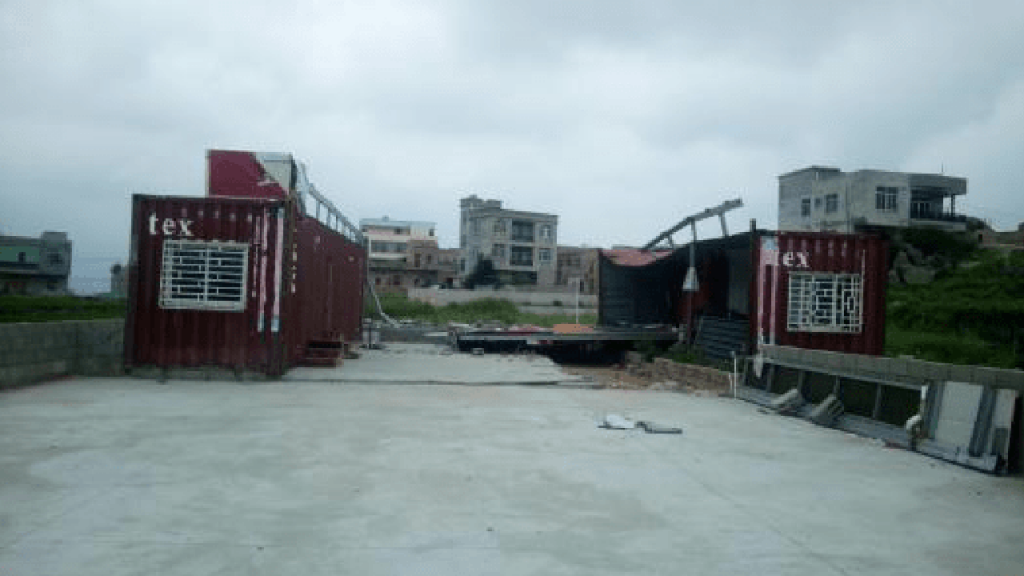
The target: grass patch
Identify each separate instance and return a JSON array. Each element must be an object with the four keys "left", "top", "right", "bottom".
[
  {"left": 885, "top": 248, "right": 1024, "bottom": 368},
  {"left": 370, "top": 293, "right": 596, "bottom": 327},
  {"left": 0, "top": 296, "right": 126, "bottom": 323}
]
